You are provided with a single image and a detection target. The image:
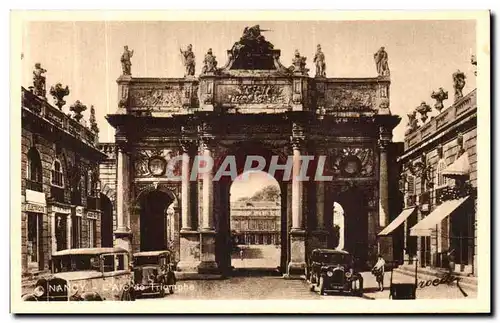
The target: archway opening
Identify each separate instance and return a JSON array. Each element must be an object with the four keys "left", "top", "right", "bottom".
[
  {"left": 332, "top": 202, "right": 345, "bottom": 251},
  {"left": 139, "top": 190, "right": 174, "bottom": 251},
  {"left": 100, "top": 193, "right": 114, "bottom": 248},
  {"left": 229, "top": 171, "right": 282, "bottom": 271}
]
